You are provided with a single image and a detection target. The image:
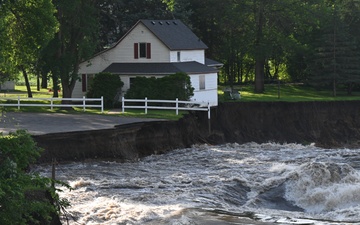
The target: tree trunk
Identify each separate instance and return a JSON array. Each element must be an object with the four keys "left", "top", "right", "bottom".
[
  {"left": 61, "top": 74, "right": 77, "bottom": 105},
  {"left": 41, "top": 72, "right": 48, "bottom": 89},
  {"left": 37, "top": 74, "right": 40, "bottom": 91},
  {"left": 254, "top": 0, "right": 265, "bottom": 93},
  {"left": 21, "top": 67, "right": 33, "bottom": 98},
  {"left": 255, "top": 59, "right": 265, "bottom": 93},
  {"left": 52, "top": 75, "right": 59, "bottom": 98}
]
